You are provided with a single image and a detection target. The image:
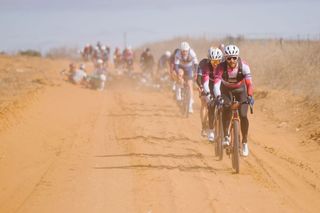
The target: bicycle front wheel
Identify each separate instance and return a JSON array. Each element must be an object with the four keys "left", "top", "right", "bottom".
[
  {"left": 217, "top": 110, "right": 224, "bottom": 160},
  {"left": 184, "top": 86, "right": 190, "bottom": 118},
  {"left": 231, "top": 120, "right": 240, "bottom": 173}
]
